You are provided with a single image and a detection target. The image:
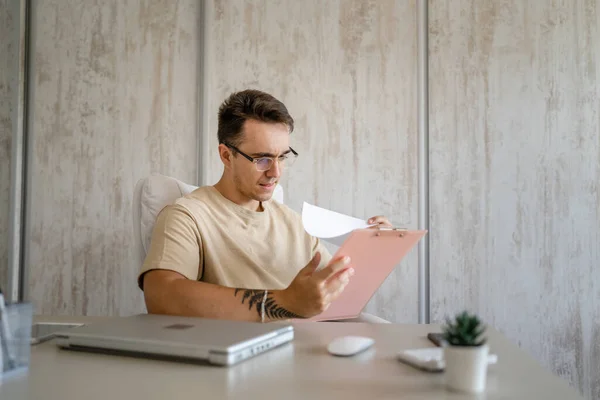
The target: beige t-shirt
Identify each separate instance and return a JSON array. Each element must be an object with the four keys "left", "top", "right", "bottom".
[{"left": 138, "top": 186, "right": 332, "bottom": 291}]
